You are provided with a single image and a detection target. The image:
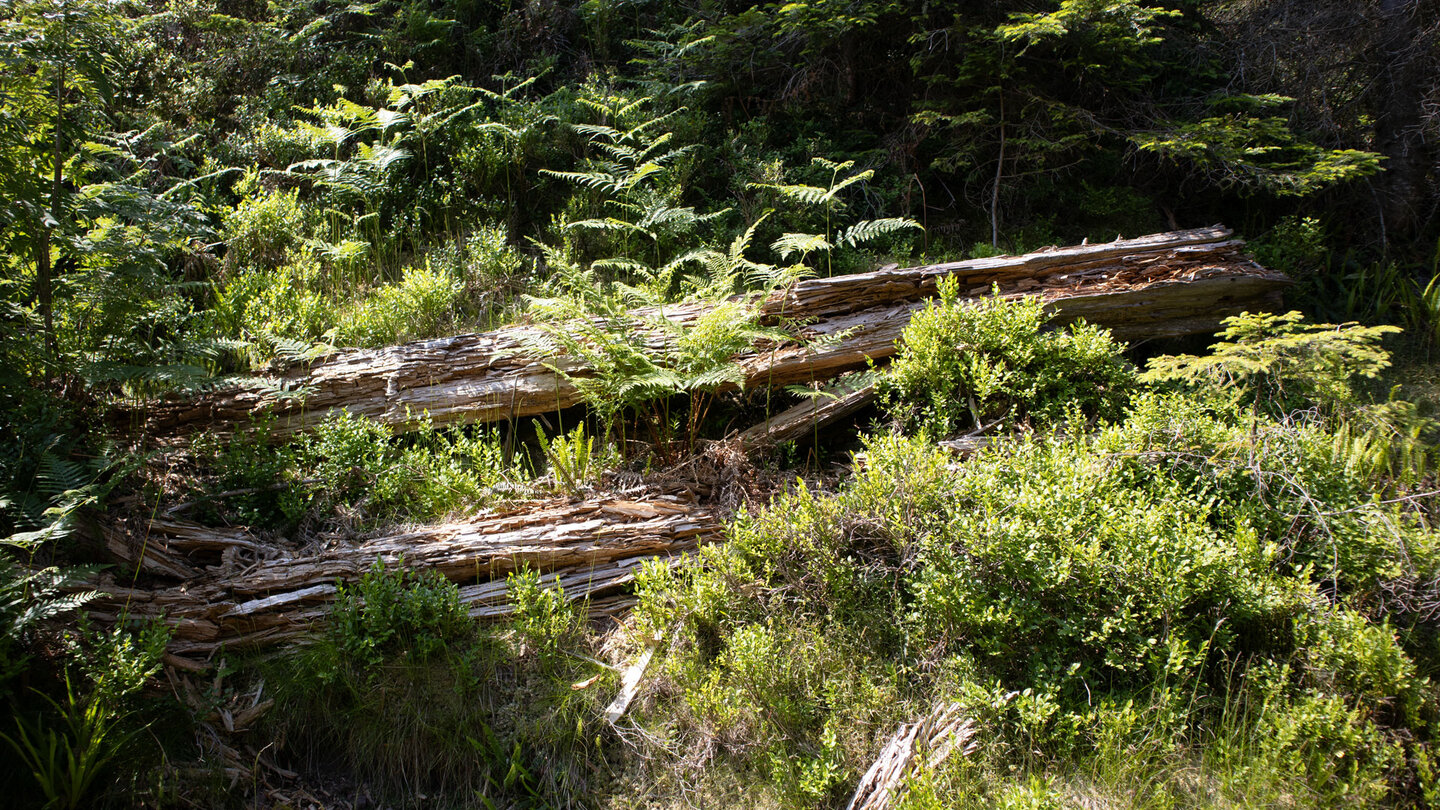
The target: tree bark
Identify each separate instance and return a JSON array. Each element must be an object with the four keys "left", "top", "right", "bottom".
[{"left": 1372, "top": 0, "right": 1438, "bottom": 240}]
